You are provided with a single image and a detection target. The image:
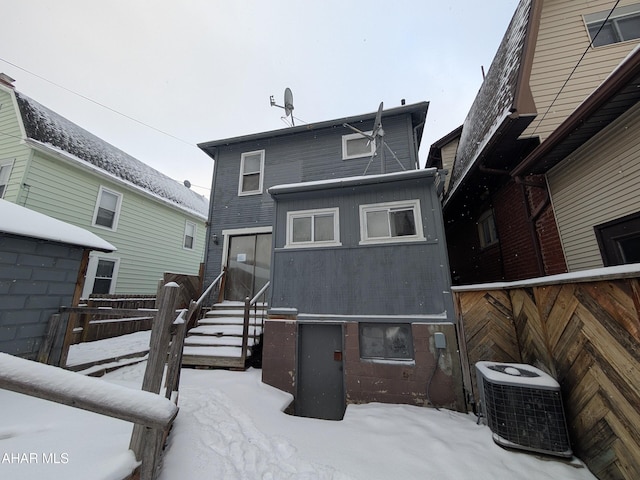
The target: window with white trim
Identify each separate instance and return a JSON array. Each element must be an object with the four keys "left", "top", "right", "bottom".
[
  {"left": 286, "top": 207, "right": 341, "bottom": 248},
  {"left": 478, "top": 209, "right": 498, "bottom": 248},
  {"left": 0, "top": 160, "right": 14, "bottom": 198},
  {"left": 359, "top": 199, "right": 425, "bottom": 244},
  {"left": 238, "top": 150, "right": 265, "bottom": 195},
  {"left": 82, "top": 255, "right": 120, "bottom": 298},
  {"left": 585, "top": 4, "right": 640, "bottom": 47},
  {"left": 342, "top": 132, "right": 375, "bottom": 160},
  {"left": 92, "top": 186, "right": 122, "bottom": 230},
  {"left": 184, "top": 221, "right": 196, "bottom": 250}
]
